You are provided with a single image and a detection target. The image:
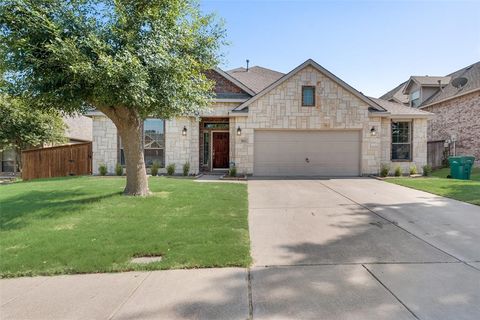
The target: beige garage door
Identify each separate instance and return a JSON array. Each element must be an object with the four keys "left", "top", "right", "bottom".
[{"left": 254, "top": 130, "right": 361, "bottom": 176}]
